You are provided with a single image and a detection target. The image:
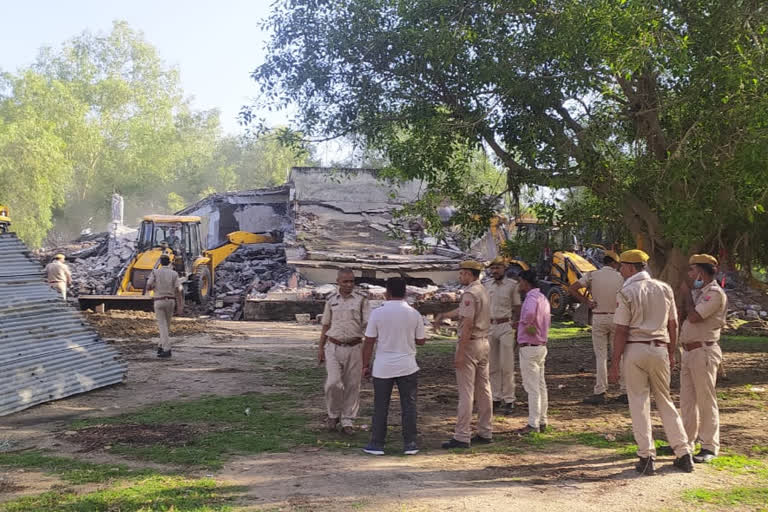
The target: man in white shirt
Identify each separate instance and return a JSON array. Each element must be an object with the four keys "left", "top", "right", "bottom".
[{"left": 361, "top": 277, "right": 426, "bottom": 456}]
